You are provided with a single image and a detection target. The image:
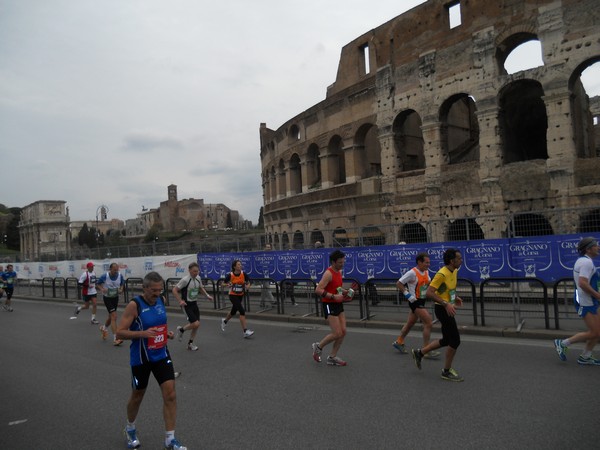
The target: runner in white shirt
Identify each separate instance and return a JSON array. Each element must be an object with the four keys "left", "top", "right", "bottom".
[{"left": 554, "top": 237, "right": 600, "bottom": 365}]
